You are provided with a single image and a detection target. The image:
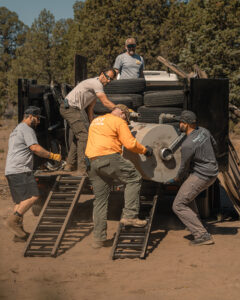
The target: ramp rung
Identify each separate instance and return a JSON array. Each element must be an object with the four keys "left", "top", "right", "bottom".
[
  {"left": 24, "top": 175, "right": 86, "bottom": 257},
  {"left": 25, "top": 250, "right": 52, "bottom": 256},
  {"left": 140, "top": 201, "right": 154, "bottom": 206},
  {"left": 111, "top": 195, "right": 158, "bottom": 260},
  {"left": 52, "top": 192, "right": 75, "bottom": 197},
  {"left": 38, "top": 224, "right": 62, "bottom": 229},
  {"left": 48, "top": 201, "right": 72, "bottom": 206},
  {"left": 117, "top": 243, "right": 143, "bottom": 248},
  {"left": 34, "top": 233, "right": 58, "bottom": 237},
  {"left": 59, "top": 179, "right": 82, "bottom": 184},
  {"left": 45, "top": 208, "right": 69, "bottom": 213},
  {"left": 118, "top": 234, "right": 145, "bottom": 239},
  {"left": 30, "top": 241, "right": 56, "bottom": 246},
  {"left": 113, "top": 252, "right": 142, "bottom": 258},
  {"left": 41, "top": 216, "right": 66, "bottom": 221}
]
